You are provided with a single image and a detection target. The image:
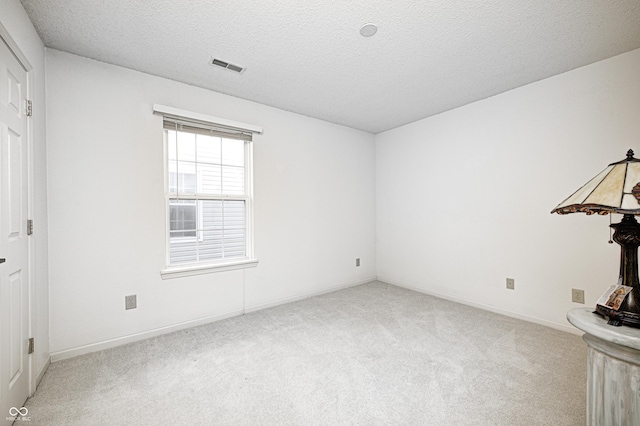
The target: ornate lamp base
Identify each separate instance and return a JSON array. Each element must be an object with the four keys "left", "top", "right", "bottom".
[{"left": 595, "top": 214, "right": 640, "bottom": 328}]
